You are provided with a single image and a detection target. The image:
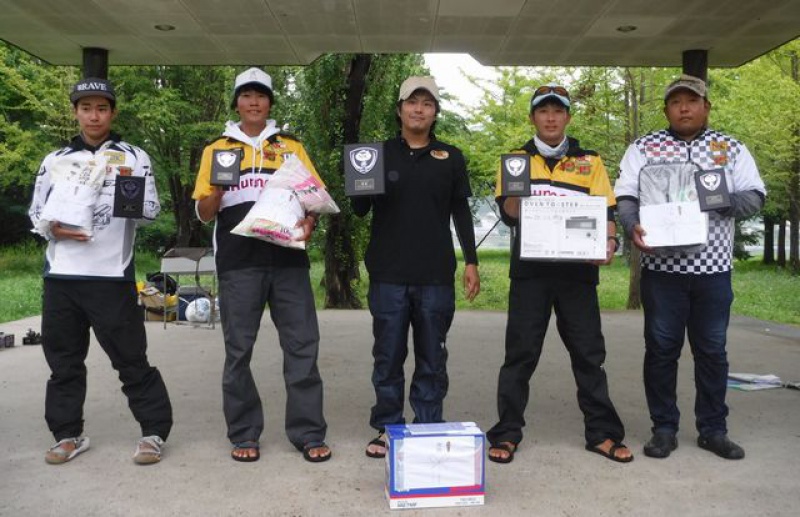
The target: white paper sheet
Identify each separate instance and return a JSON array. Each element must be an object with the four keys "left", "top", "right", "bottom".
[{"left": 640, "top": 202, "right": 707, "bottom": 248}]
